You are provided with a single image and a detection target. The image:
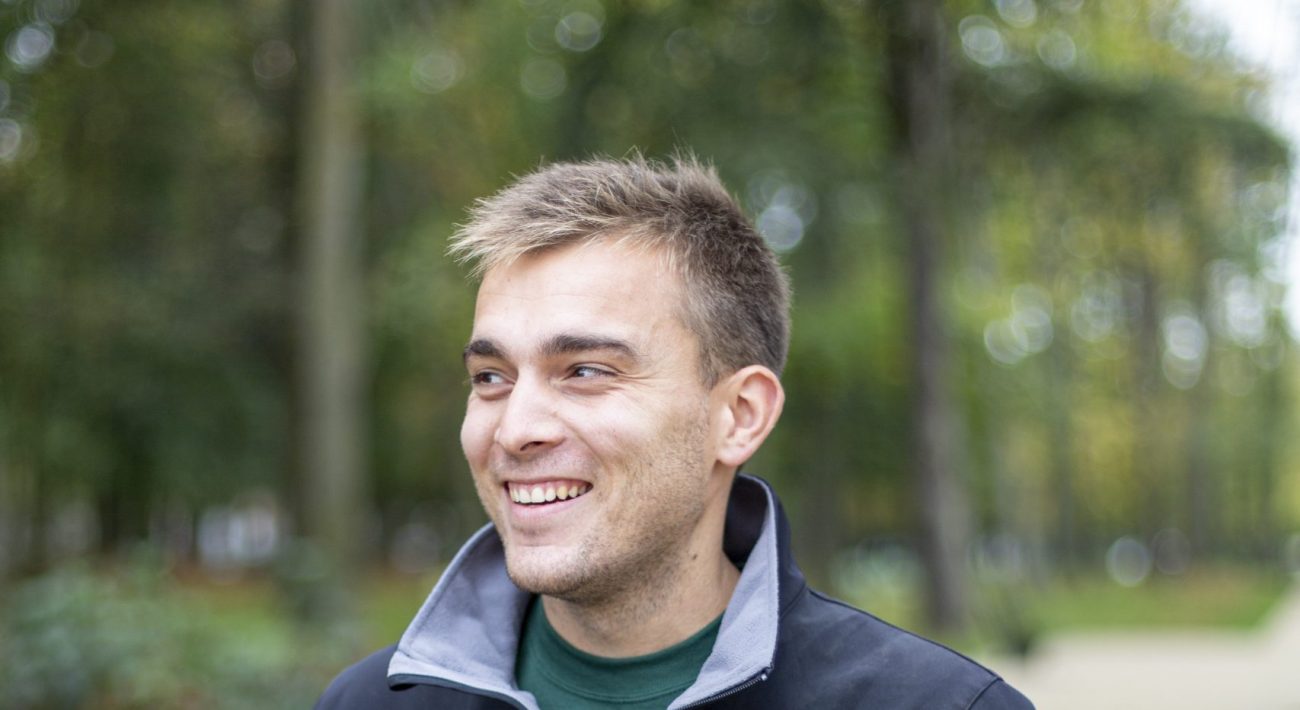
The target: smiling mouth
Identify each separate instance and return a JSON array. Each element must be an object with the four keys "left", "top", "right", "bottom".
[{"left": 507, "top": 480, "right": 591, "bottom": 505}]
